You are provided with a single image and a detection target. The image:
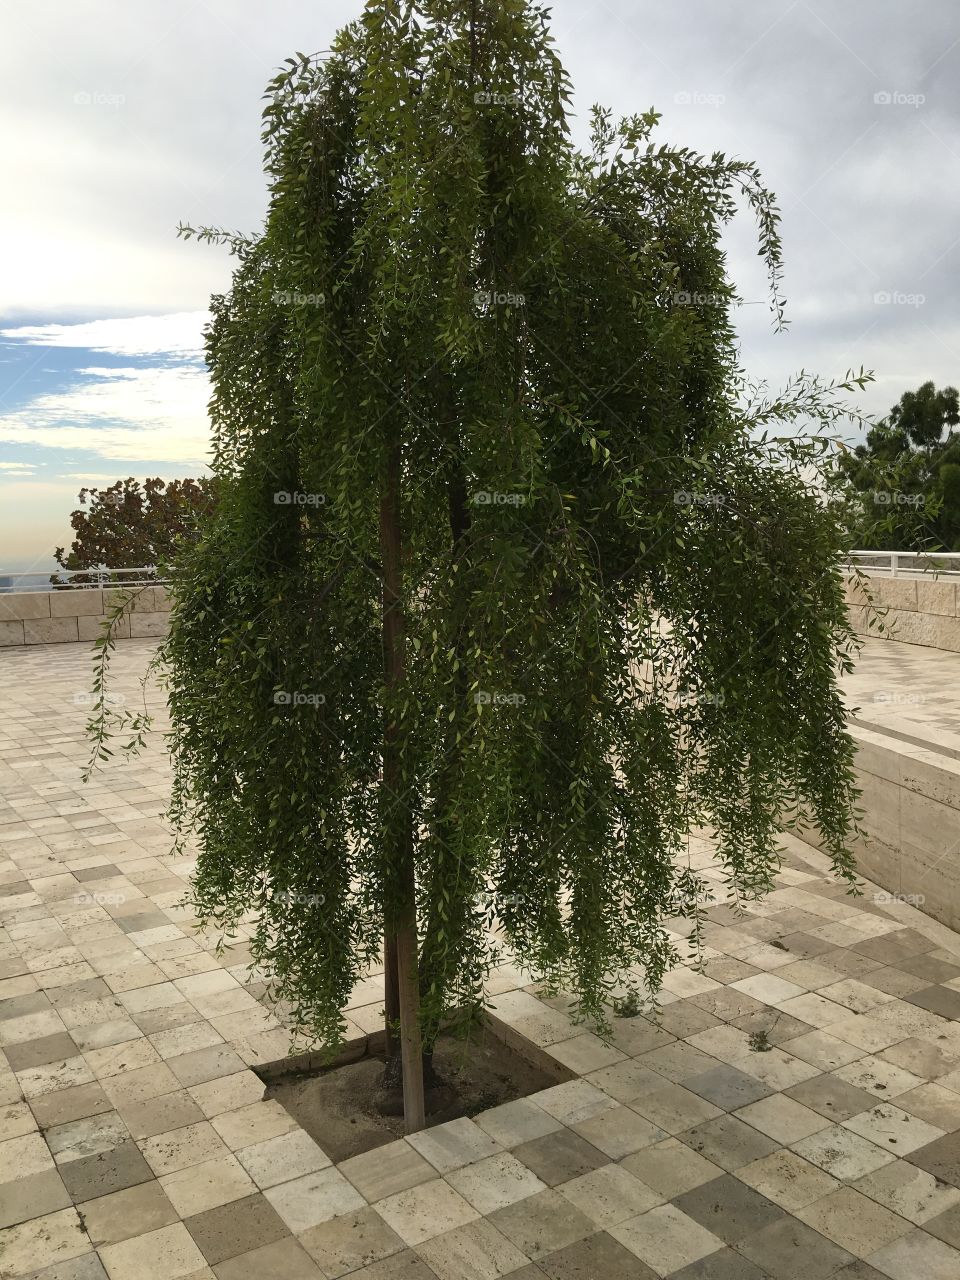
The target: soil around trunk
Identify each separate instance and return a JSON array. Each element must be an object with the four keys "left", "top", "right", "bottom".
[{"left": 260, "top": 1024, "right": 567, "bottom": 1163}]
